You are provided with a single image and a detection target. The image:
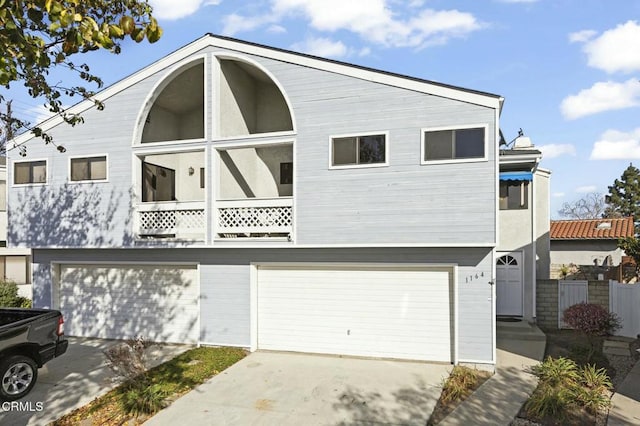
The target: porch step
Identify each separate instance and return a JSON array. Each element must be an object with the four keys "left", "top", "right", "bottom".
[{"left": 497, "top": 321, "right": 546, "bottom": 342}]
